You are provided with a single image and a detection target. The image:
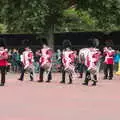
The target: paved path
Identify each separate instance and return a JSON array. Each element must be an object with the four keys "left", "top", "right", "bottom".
[{"left": 0, "top": 72, "right": 120, "bottom": 120}]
